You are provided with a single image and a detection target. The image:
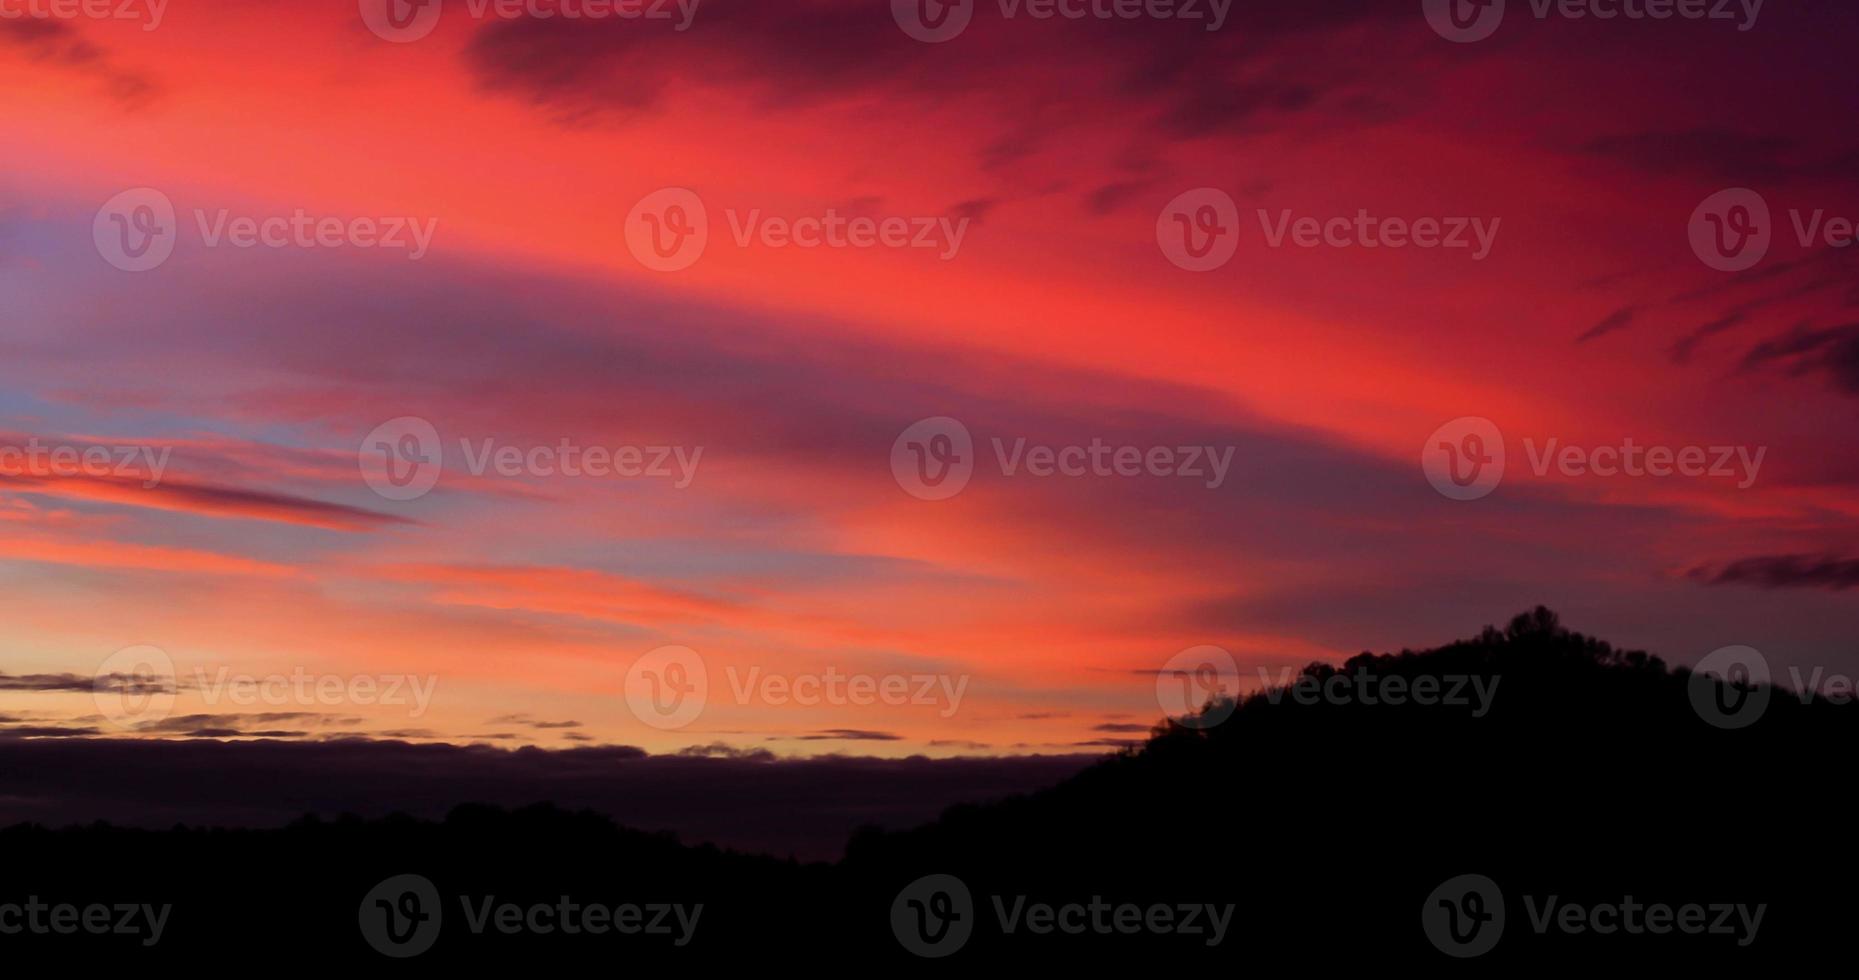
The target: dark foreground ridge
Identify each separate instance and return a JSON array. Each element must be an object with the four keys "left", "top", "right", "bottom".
[{"left": 4, "top": 609, "right": 1848, "bottom": 965}]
